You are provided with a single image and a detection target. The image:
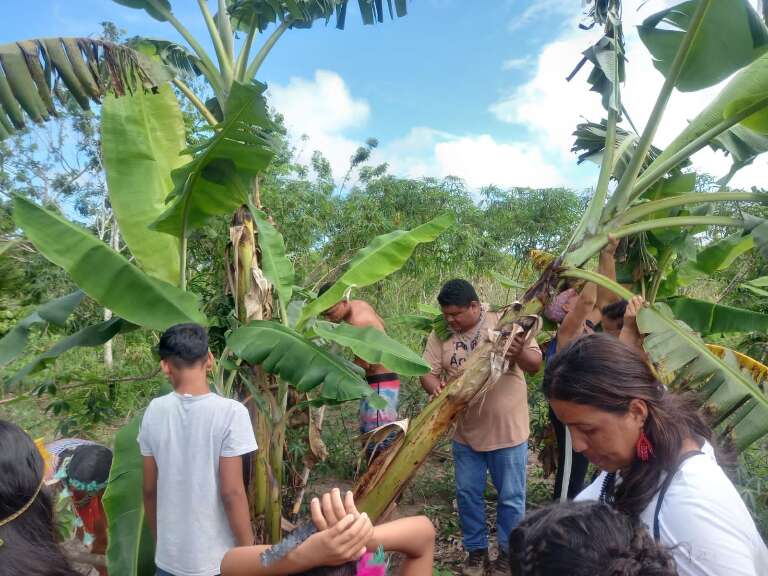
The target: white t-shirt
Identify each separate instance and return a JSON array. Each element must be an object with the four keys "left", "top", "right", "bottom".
[
  {"left": 138, "top": 392, "right": 258, "bottom": 576},
  {"left": 576, "top": 442, "right": 768, "bottom": 576}
]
